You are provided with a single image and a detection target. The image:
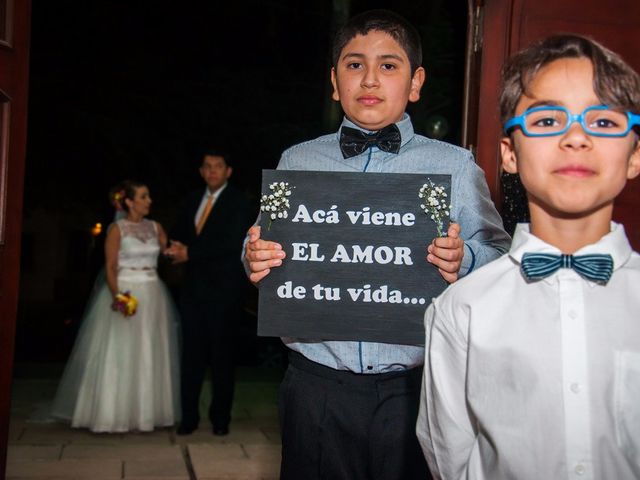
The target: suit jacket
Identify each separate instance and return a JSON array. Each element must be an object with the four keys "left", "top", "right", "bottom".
[{"left": 171, "top": 184, "right": 253, "bottom": 305}]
